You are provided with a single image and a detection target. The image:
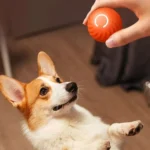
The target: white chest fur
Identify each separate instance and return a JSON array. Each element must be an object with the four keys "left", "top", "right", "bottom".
[{"left": 22, "top": 105, "right": 110, "bottom": 150}]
